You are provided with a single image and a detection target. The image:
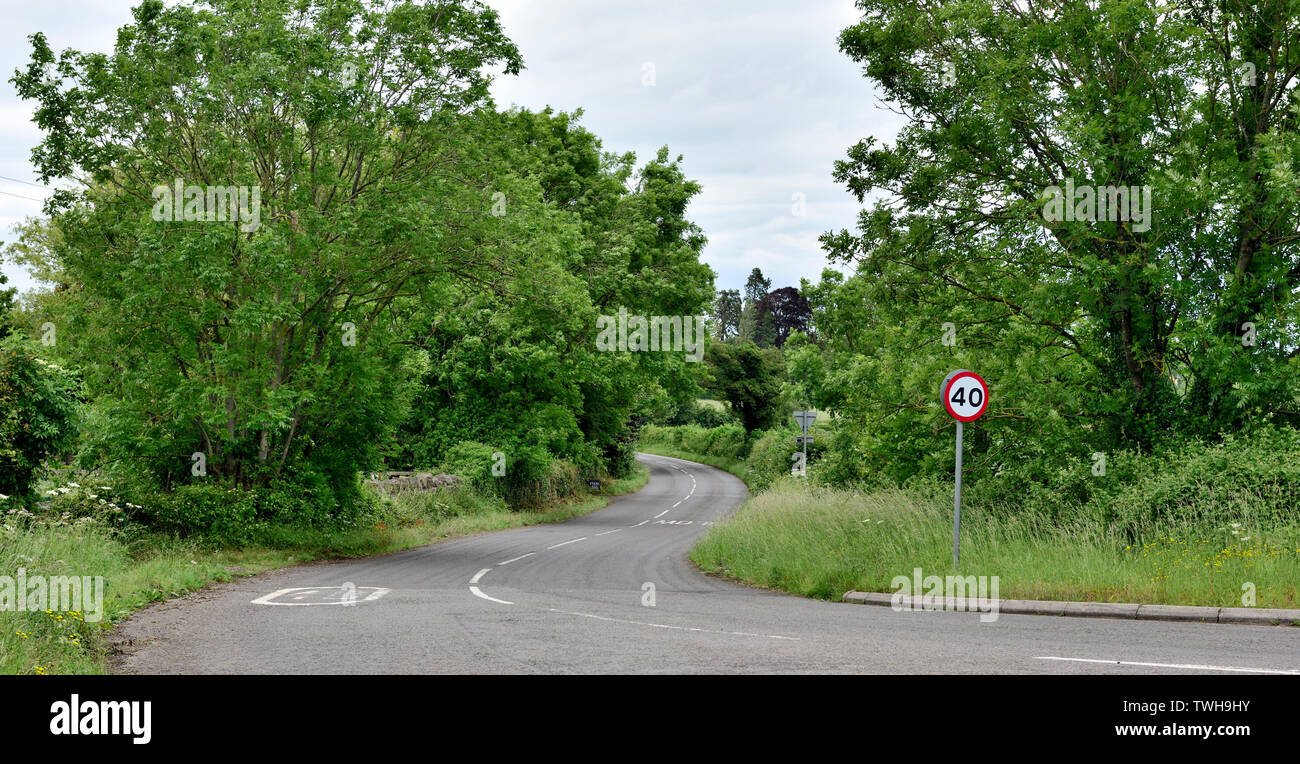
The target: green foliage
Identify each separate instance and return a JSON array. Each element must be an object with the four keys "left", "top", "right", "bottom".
[
  {"left": 705, "top": 341, "right": 786, "bottom": 432},
  {"left": 967, "top": 425, "right": 1300, "bottom": 541},
  {"left": 744, "top": 428, "right": 800, "bottom": 491},
  {"left": 391, "top": 109, "right": 715, "bottom": 484},
  {"left": 6, "top": 2, "right": 714, "bottom": 533},
  {"left": 8, "top": 0, "right": 523, "bottom": 522},
  {"left": 820, "top": 0, "right": 1300, "bottom": 480},
  {"left": 662, "top": 398, "right": 736, "bottom": 428},
  {"left": 0, "top": 335, "right": 79, "bottom": 499}
]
